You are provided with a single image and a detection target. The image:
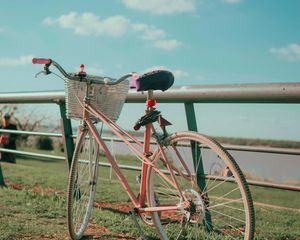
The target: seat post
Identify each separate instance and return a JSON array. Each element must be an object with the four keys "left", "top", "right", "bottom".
[
  {"left": 147, "top": 90, "right": 153, "bottom": 101},
  {"left": 146, "top": 90, "right": 155, "bottom": 112}
]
